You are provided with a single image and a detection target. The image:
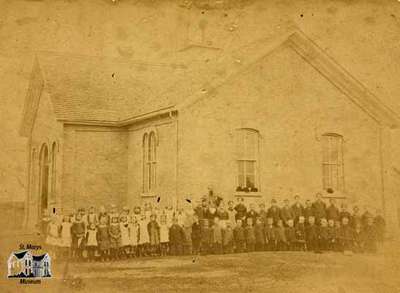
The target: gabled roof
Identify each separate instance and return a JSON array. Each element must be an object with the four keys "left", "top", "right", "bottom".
[
  {"left": 14, "top": 250, "right": 28, "bottom": 259},
  {"left": 178, "top": 30, "right": 400, "bottom": 128},
  {"left": 19, "top": 28, "right": 399, "bottom": 137}
]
